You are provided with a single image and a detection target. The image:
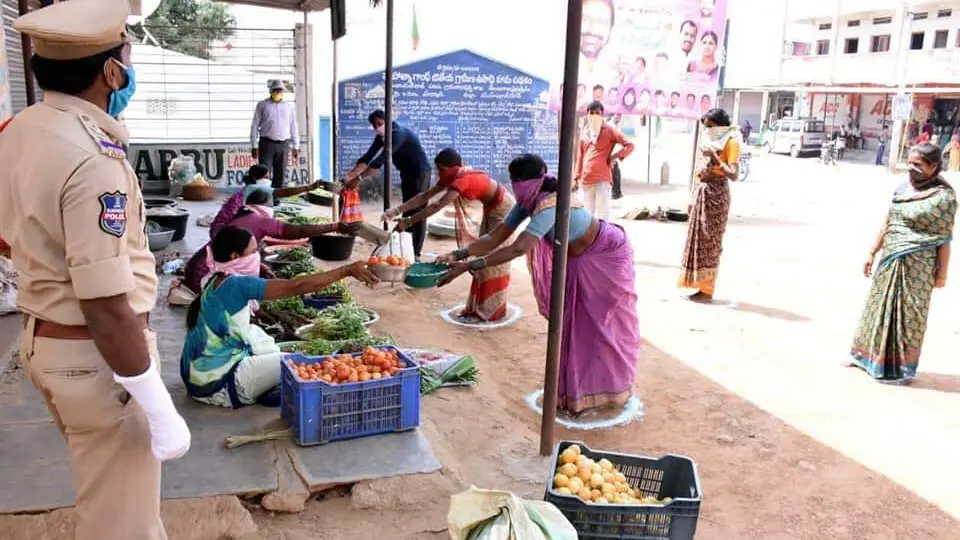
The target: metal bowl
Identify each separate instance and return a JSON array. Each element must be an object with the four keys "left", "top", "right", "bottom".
[{"left": 147, "top": 227, "right": 176, "bottom": 251}]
